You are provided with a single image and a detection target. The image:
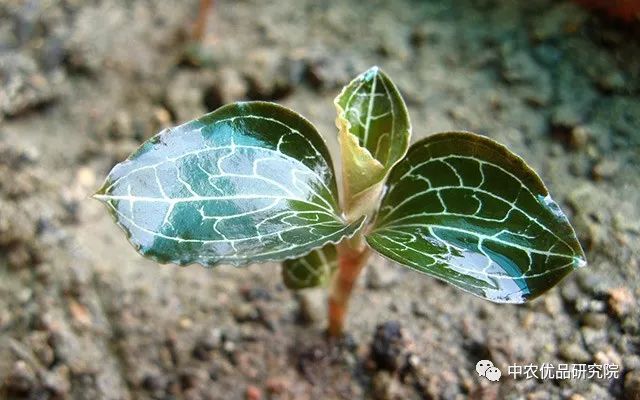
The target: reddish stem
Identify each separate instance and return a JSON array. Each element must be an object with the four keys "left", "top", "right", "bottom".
[
  {"left": 327, "top": 240, "right": 370, "bottom": 337},
  {"left": 192, "top": 0, "right": 214, "bottom": 42}
]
